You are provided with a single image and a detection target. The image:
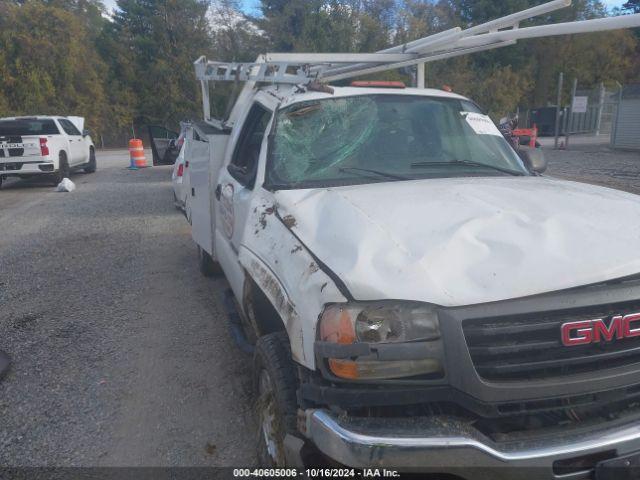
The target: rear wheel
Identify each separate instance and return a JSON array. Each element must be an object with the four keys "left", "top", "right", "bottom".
[
  {"left": 254, "top": 332, "right": 300, "bottom": 467},
  {"left": 52, "top": 153, "right": 70, "bottom": 185},
  {"left": 84, "top": 148, "right": 97, "bottom": 173}
]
